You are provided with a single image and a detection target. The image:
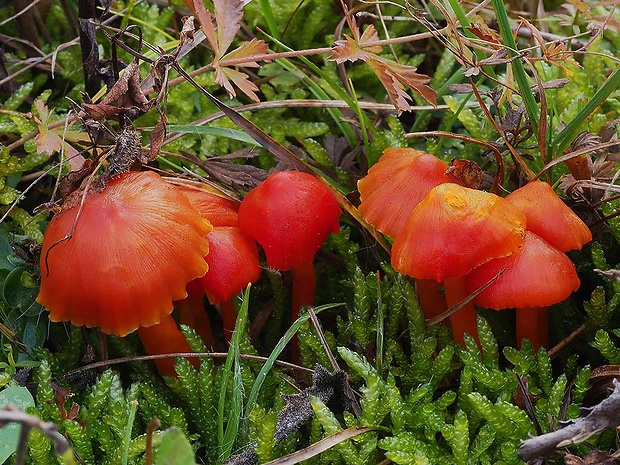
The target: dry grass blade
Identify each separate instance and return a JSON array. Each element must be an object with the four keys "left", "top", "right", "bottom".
[{"left": 262, "top": 427, "right": 375, "bottom": 465}]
